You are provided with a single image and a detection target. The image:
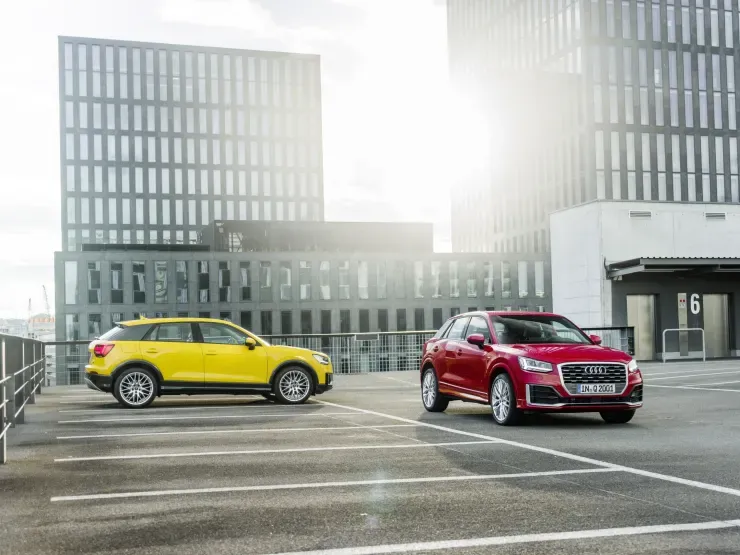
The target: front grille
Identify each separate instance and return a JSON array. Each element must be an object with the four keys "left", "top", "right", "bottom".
[{"left": 560, "top": 363, "right": 627, "bottom": 395}]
